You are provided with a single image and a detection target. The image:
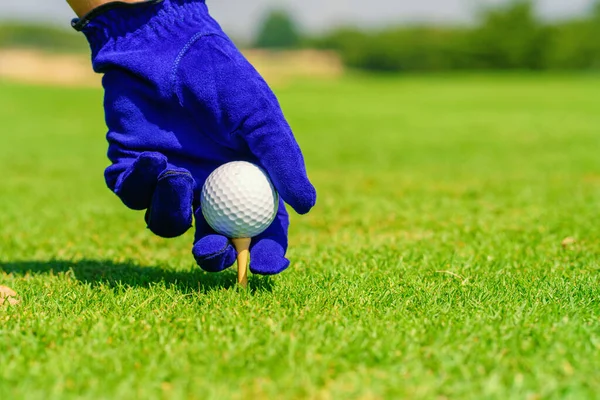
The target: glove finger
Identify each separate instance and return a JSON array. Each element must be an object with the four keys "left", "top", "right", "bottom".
[
  {"left": 192, "top": 208, "right": 236, "bottom": 273},
  {"left": 145, "top": 168, "right": 195, "bottom": 238},
  {"left": 108, "top": 151, "right": 168, "bottom": 210},
  {"left": 249, "top": 201, "right": 290, "bottom": 275},
  {"left": 249, "top": 238, "right": 290, "bottom": 276},
  {"left": 243, "top": 102, "right": 317, "bottom": 215}
]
